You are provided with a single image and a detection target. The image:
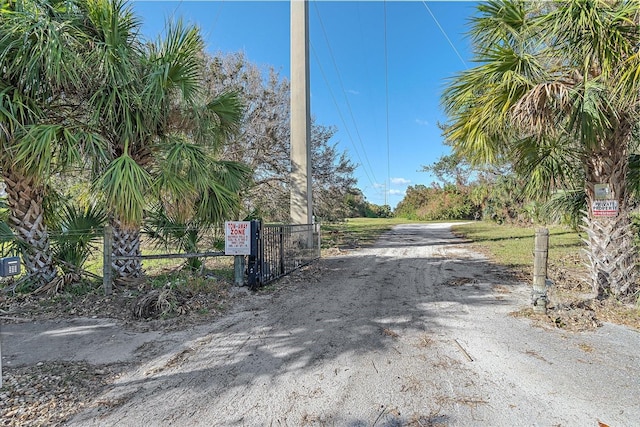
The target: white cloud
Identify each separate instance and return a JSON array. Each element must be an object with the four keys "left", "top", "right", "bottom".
[
  {"left": 390, "top": 177, "right": 411, "bottom": 185},
  {"left": 389, "top": 189, "right": 405, "bottom": 196},
  {"left": 415, "top": 118, "right": 429, "bottom": 126},
  {"left": 373, "top": 182, "right": 385, "bottom": 189}
]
